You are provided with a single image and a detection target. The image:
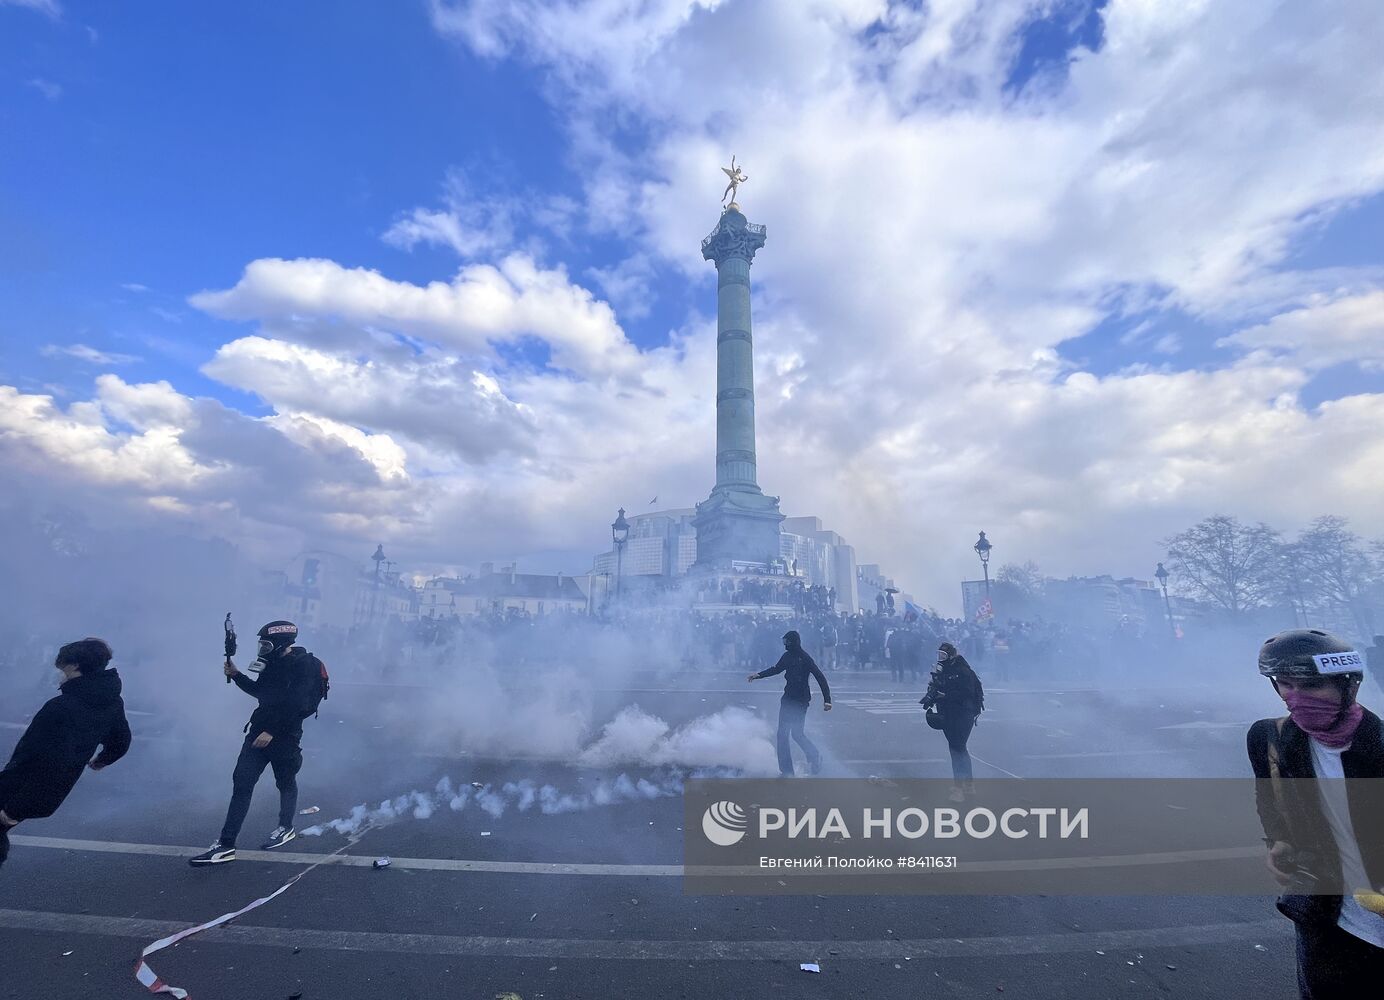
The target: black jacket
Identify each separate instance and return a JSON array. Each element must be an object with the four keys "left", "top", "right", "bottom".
[
  {"left": 921, "top": 656, "right": 984, "bottom": 718},
  {"left": 0, "top": 669, "right": 131, "bottom": 821},
  {"left": 1246, "top": 709, "right": 1384, "bottom": 926},
  {"left": 234, "top": 647, "right": 321, "bottom": 742},
  {"left": 755, "top": 648, "right": 831, "bottom": 706}
]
